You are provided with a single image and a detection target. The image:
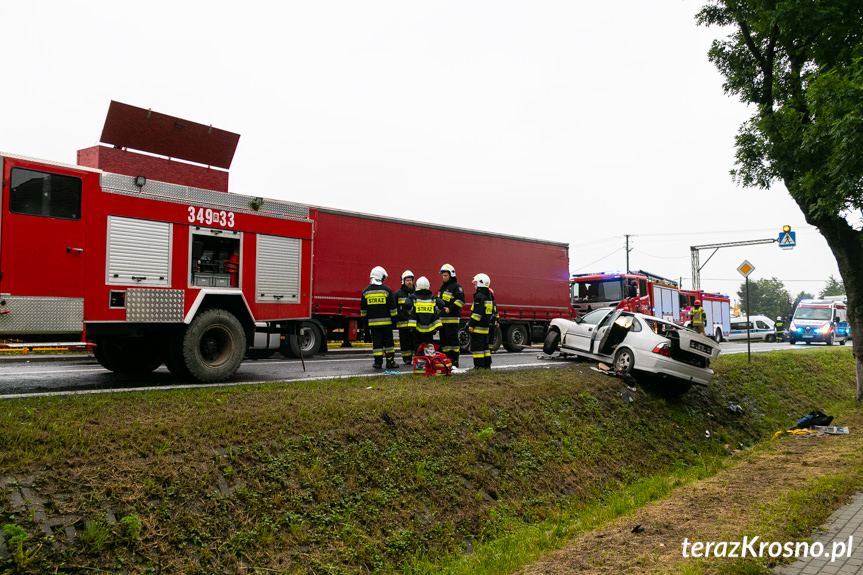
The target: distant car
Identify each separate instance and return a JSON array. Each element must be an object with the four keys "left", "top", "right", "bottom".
[
  {"left": 543, "top": 307, "right": 721, "bottom": 394},
  {"left": 727, "top": 315, "right": 776, "bottom": 342}
]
